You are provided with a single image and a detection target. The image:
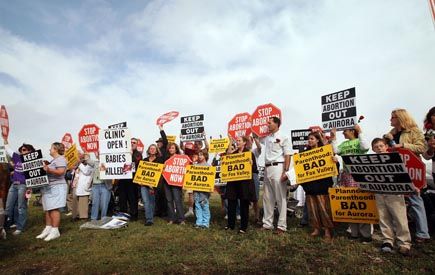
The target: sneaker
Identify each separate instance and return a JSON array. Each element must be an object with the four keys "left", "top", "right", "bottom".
[
  {"left": 36, "top": 227, "right": 52, "bottom": 239},
  {"left": 398, "top": 246, "right": 411, "bottom": 256},
  {"left": 10, "top": 224, "right": 17, "bottom": 229},
  {"left": 144, "top": 222, "right": 153, "bottom": 226},
  {"left": 274, "top": 228, "right": 286, "bottom": 235},
  {"left": 44, "top": 228, "right": 60, "bottom": 241},
  {"left": 236, "top": 215, "right": 241, "bottom": 220},
  {"left": 65, "top": 212, "right": 72, "bottom": 216},
  {"left": 380, "top": 243, "right": 393, "bottom": 253},
  {"left": 361, "top": 237, "right": 373, "bottom": 244},
  {"left": 12, "top": 230, "right": 22, "bottom": 236},
  {"left": 415, "top": 237, "right": 430, "bottom": 244},
  {"left": 184, "top": 210, "right": 194, "bottom": 218},
  {"left": 224, "top": 215, "right": 228, "bottom": 220}
]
